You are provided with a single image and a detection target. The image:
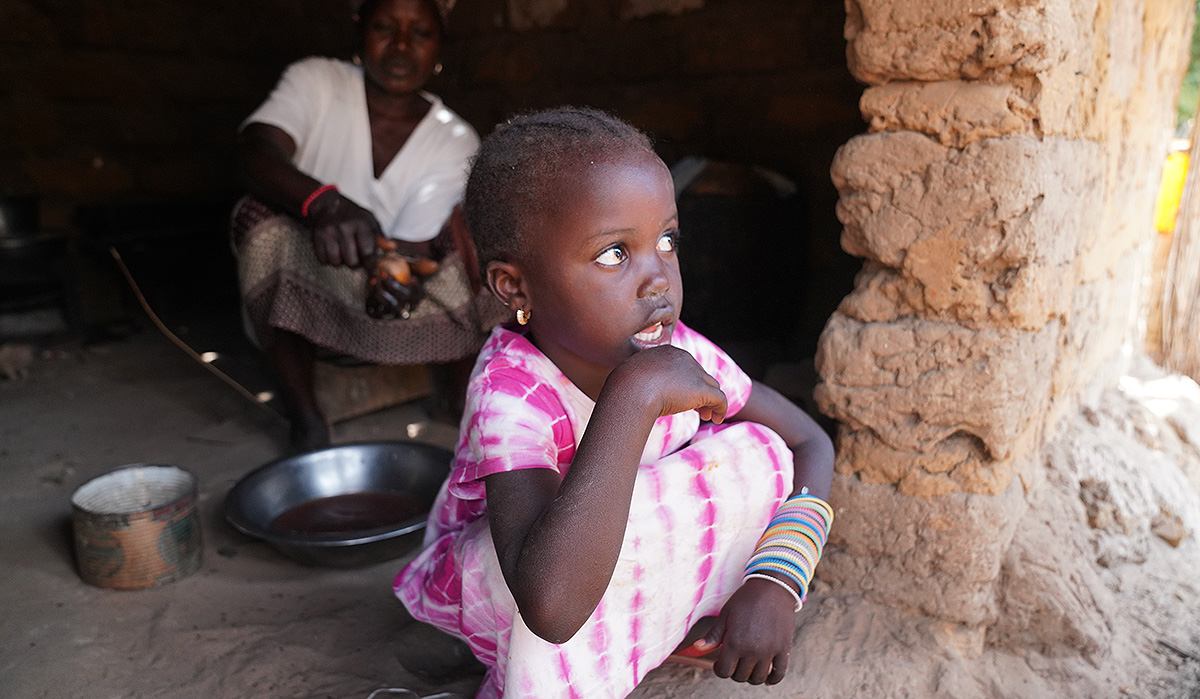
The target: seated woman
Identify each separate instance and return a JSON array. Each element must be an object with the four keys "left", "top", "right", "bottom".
[{"left": 232, "top": 0, "right": 501, "bottom": 450}]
